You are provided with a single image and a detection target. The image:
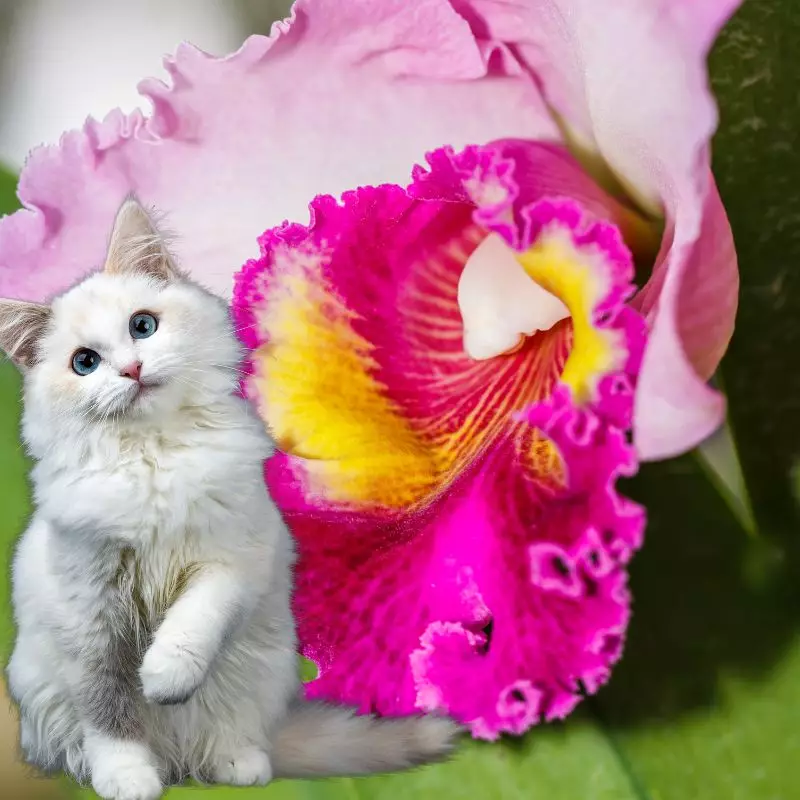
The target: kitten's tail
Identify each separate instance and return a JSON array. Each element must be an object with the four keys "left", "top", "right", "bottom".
[{"left": 270, "top": 700, "right": 462, "bottom": 779}]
